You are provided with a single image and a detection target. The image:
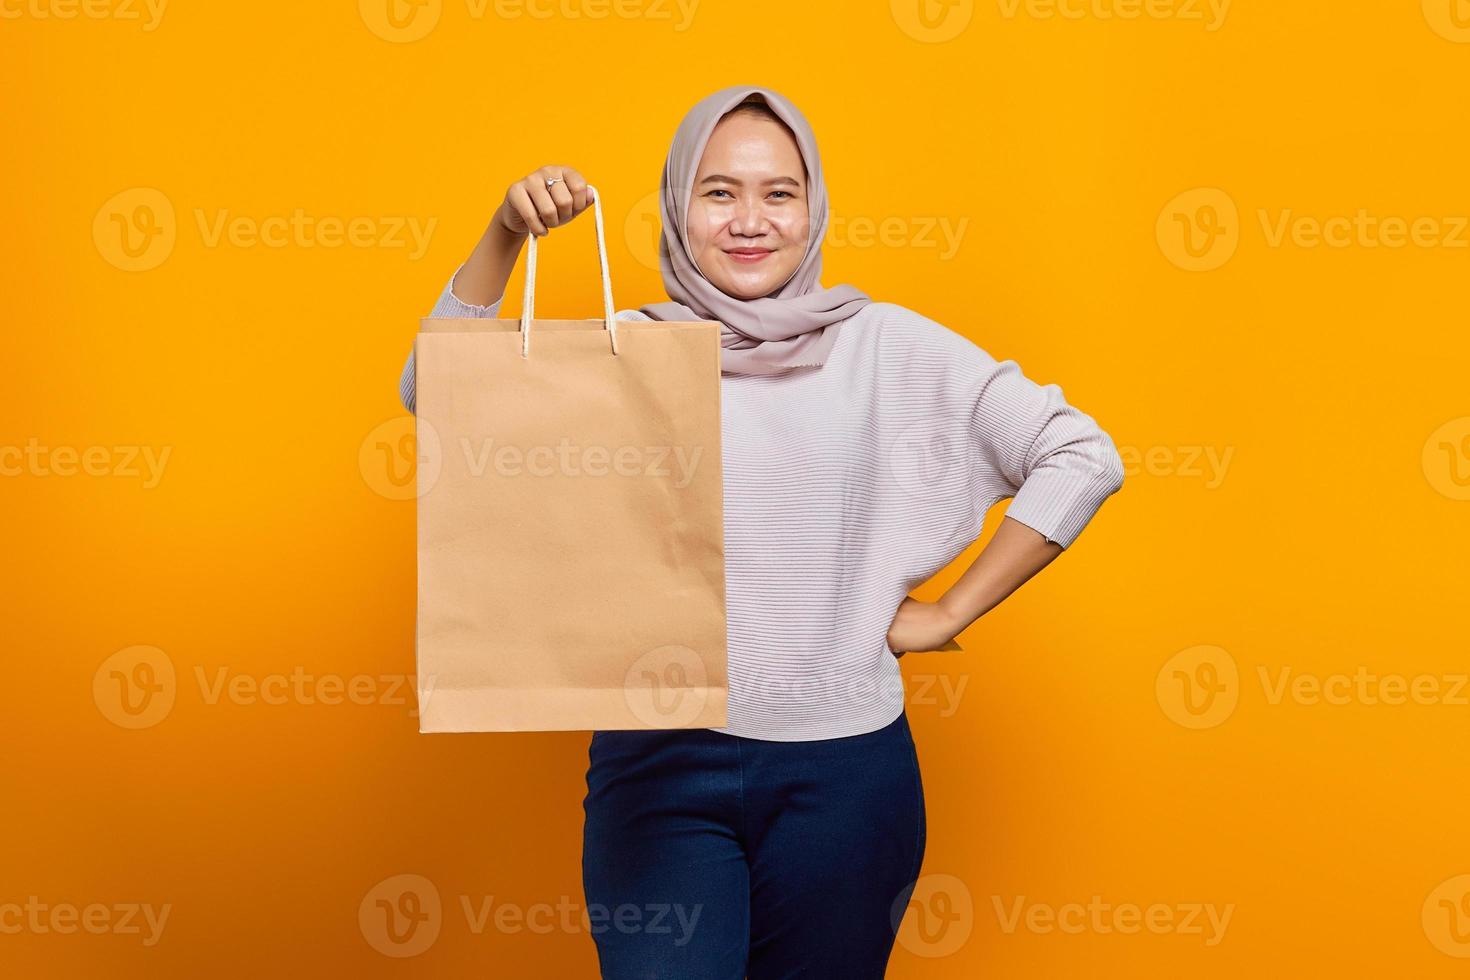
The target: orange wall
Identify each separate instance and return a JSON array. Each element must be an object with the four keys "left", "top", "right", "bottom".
[{"left": 3, "top": 1, "right": 1469, "bottom": 975}]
